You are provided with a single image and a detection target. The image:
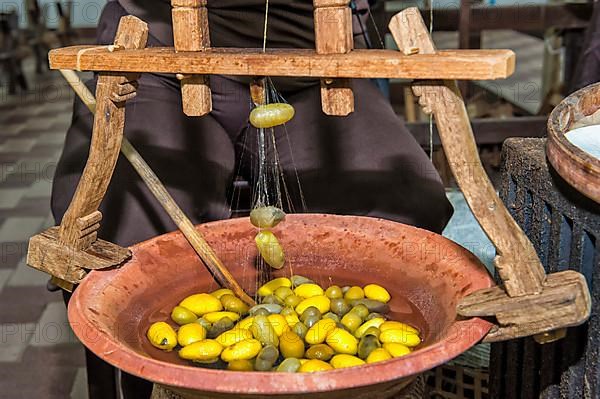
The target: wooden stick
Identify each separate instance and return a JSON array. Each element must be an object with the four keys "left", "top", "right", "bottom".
[
  {"left": 49, "top": 47, "right": 516, "bottom": 80},
  {"left": 403, "top": 86, "right": 417, "bottom": 123},
  {"left": 59, "top": 69, "right": 255, "bottom": 306},
  {"left": 250, "top": 77, "right": 266, "bottom": 105}
]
